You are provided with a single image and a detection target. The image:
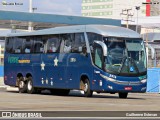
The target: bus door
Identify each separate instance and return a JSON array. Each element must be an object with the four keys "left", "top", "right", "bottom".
[
  {"left": 63, "top": 33, "right": 86, "bottom": 89},
  {"left": 65, "top": 53, "right": 80, "bottom": 89},
  {"left": 92, "top": 42, "right": 105, "bottom": 91},
  {"left": 60, "top": 34, "right": 77, "bottom": 89}
]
